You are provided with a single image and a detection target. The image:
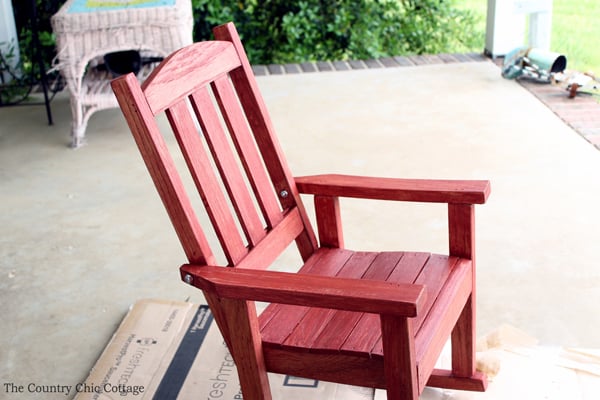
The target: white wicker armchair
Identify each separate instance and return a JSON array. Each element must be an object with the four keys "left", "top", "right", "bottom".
[{"left": 51, "top": 0, "right": 193, "bottom": 147}]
